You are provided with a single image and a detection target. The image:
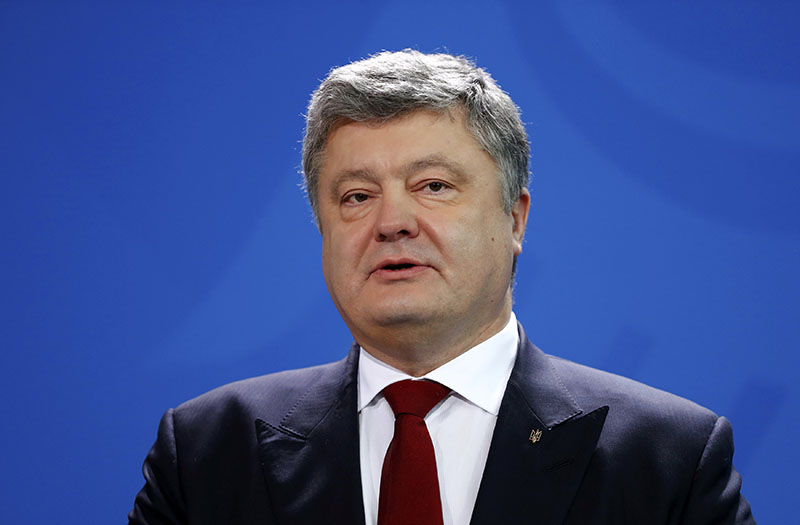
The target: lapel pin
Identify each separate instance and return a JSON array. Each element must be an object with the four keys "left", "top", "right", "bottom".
[{"left": 529, "top": 428, "right": 543, "bottom": 444}]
